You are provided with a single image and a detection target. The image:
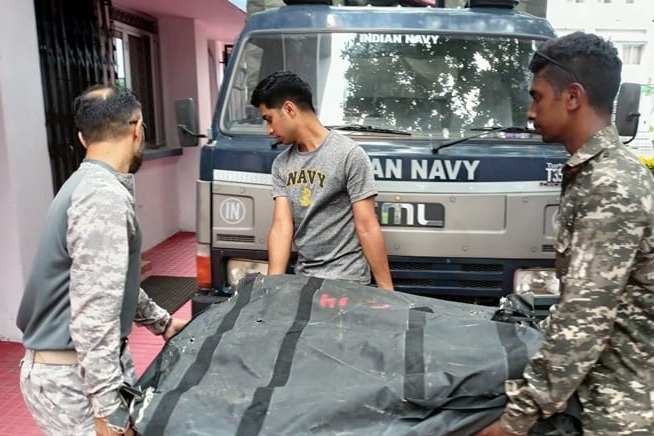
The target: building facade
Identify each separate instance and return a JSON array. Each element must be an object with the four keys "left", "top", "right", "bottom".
[{"left": 547, "top": 0, "right": 654, "bottom": 145}]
